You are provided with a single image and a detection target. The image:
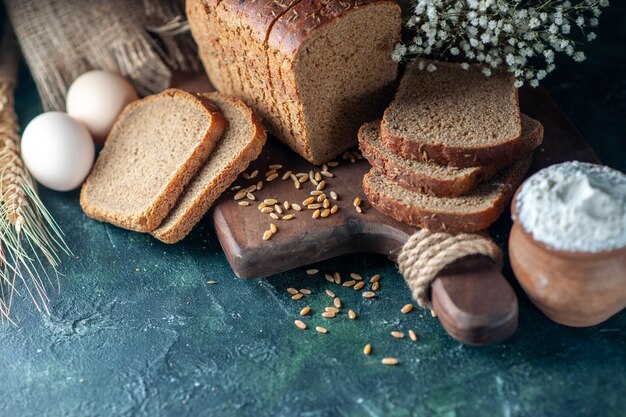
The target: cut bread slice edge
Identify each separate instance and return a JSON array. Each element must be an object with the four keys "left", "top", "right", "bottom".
[
  {"left": 152, "top": 92, "right": 267, "bottom": 244},
  {"left": 362, "top": 155, "right": 533, "bottom": 233},
  {"left": 360, "top": 114, "right": 543, "bottom": 197},
  {"left": 381, "top": 60, "right": 523, "bottom": 168},
  {"left": 80, "top": 89, "right": 227, "bottom": 232}
]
